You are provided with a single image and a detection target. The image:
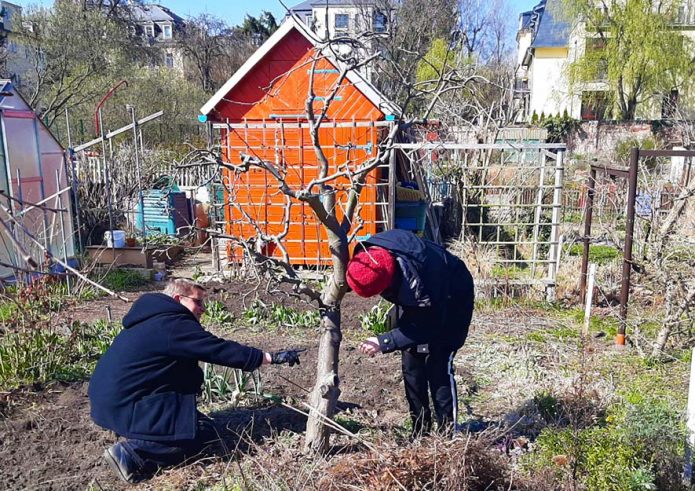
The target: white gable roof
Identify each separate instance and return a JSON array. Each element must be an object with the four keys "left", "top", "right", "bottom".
[{"left": 199, "top": 16, "right": 400, "bottom": 118}]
